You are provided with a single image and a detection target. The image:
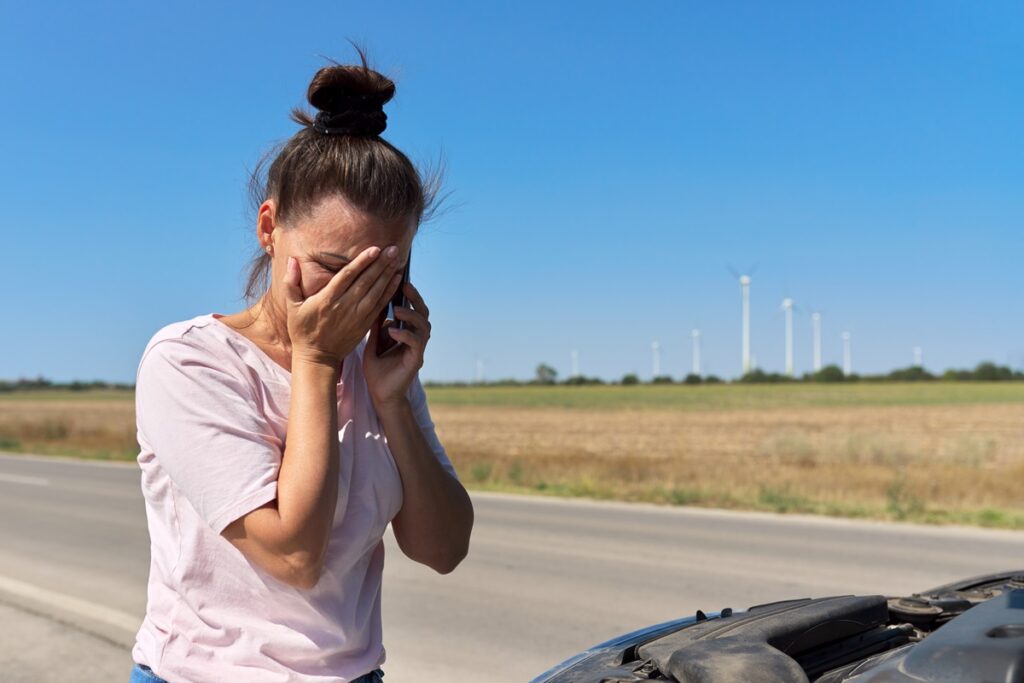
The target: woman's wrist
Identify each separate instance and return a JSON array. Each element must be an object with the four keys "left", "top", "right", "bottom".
[
  {"left": 291, "top": 356, "right": 342, "bottom": 385},
  {"left": 374, "top": 394, "right": 412, "bottom": 422}
]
